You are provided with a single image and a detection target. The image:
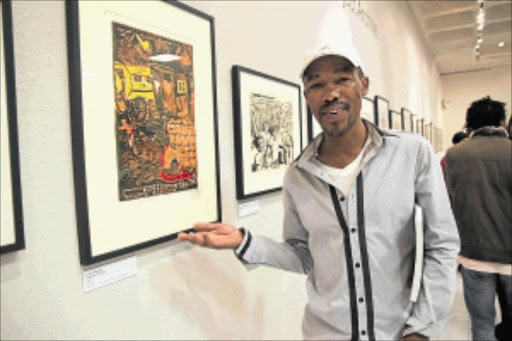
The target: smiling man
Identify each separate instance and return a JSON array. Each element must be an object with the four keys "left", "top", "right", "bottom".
[{"left": 178, "top": 45, "right": 460, "bottom": 341}]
